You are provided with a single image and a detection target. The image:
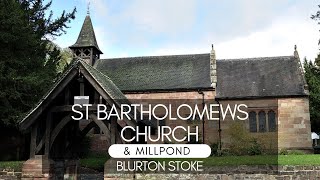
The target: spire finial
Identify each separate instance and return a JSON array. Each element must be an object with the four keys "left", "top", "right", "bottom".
[
  {"left": 211, "top": 44, "right": 214, "bottom": 50},
  {"left": 294, "top": 44, "right": 299, "bottom": 58},
  {"left": 87, "top": 1, "right": 90, "bottom": 15}
]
